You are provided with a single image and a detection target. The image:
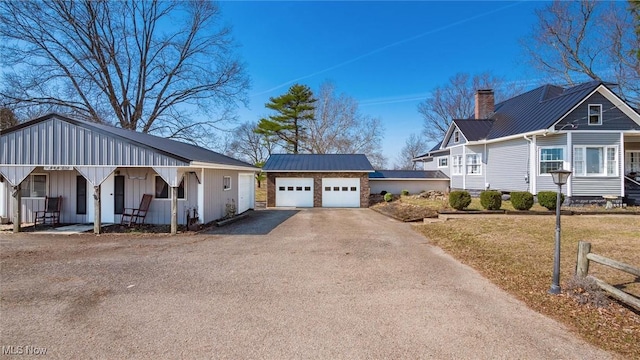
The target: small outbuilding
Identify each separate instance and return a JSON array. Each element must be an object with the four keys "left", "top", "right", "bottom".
[
  {"left": 0, "top": 113, "right": 258, "bottom": 233},
  {"left": 262, "top": 154, "right": 374, "bottom": 208},
  {"left": 368, "top": 170, "right": 449, "bottom": 195}
]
